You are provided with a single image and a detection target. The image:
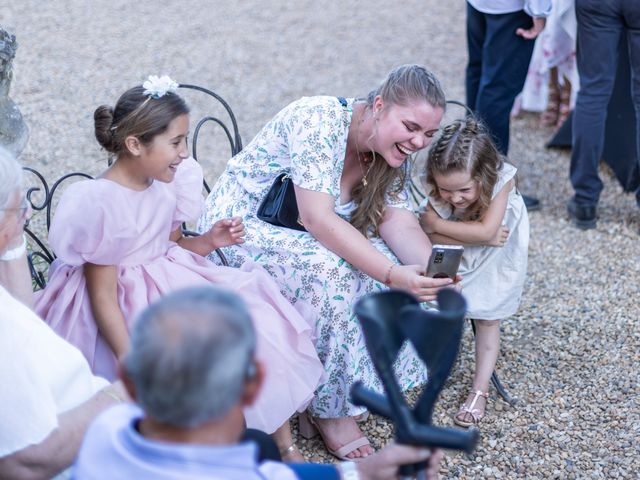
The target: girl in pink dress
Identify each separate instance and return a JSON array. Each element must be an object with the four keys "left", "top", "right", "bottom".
[{"left": 34, "top": 76, "right": 323, "bottom": 460}]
